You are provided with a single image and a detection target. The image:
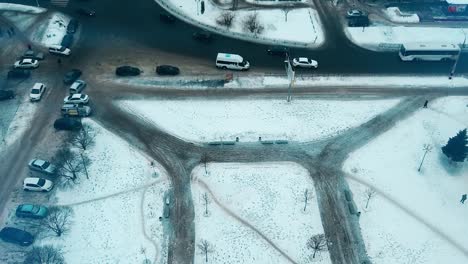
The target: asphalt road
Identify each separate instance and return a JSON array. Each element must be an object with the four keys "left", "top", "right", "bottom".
[{"left": 3, "top": 0, "right": 468, "bottom": 74}]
